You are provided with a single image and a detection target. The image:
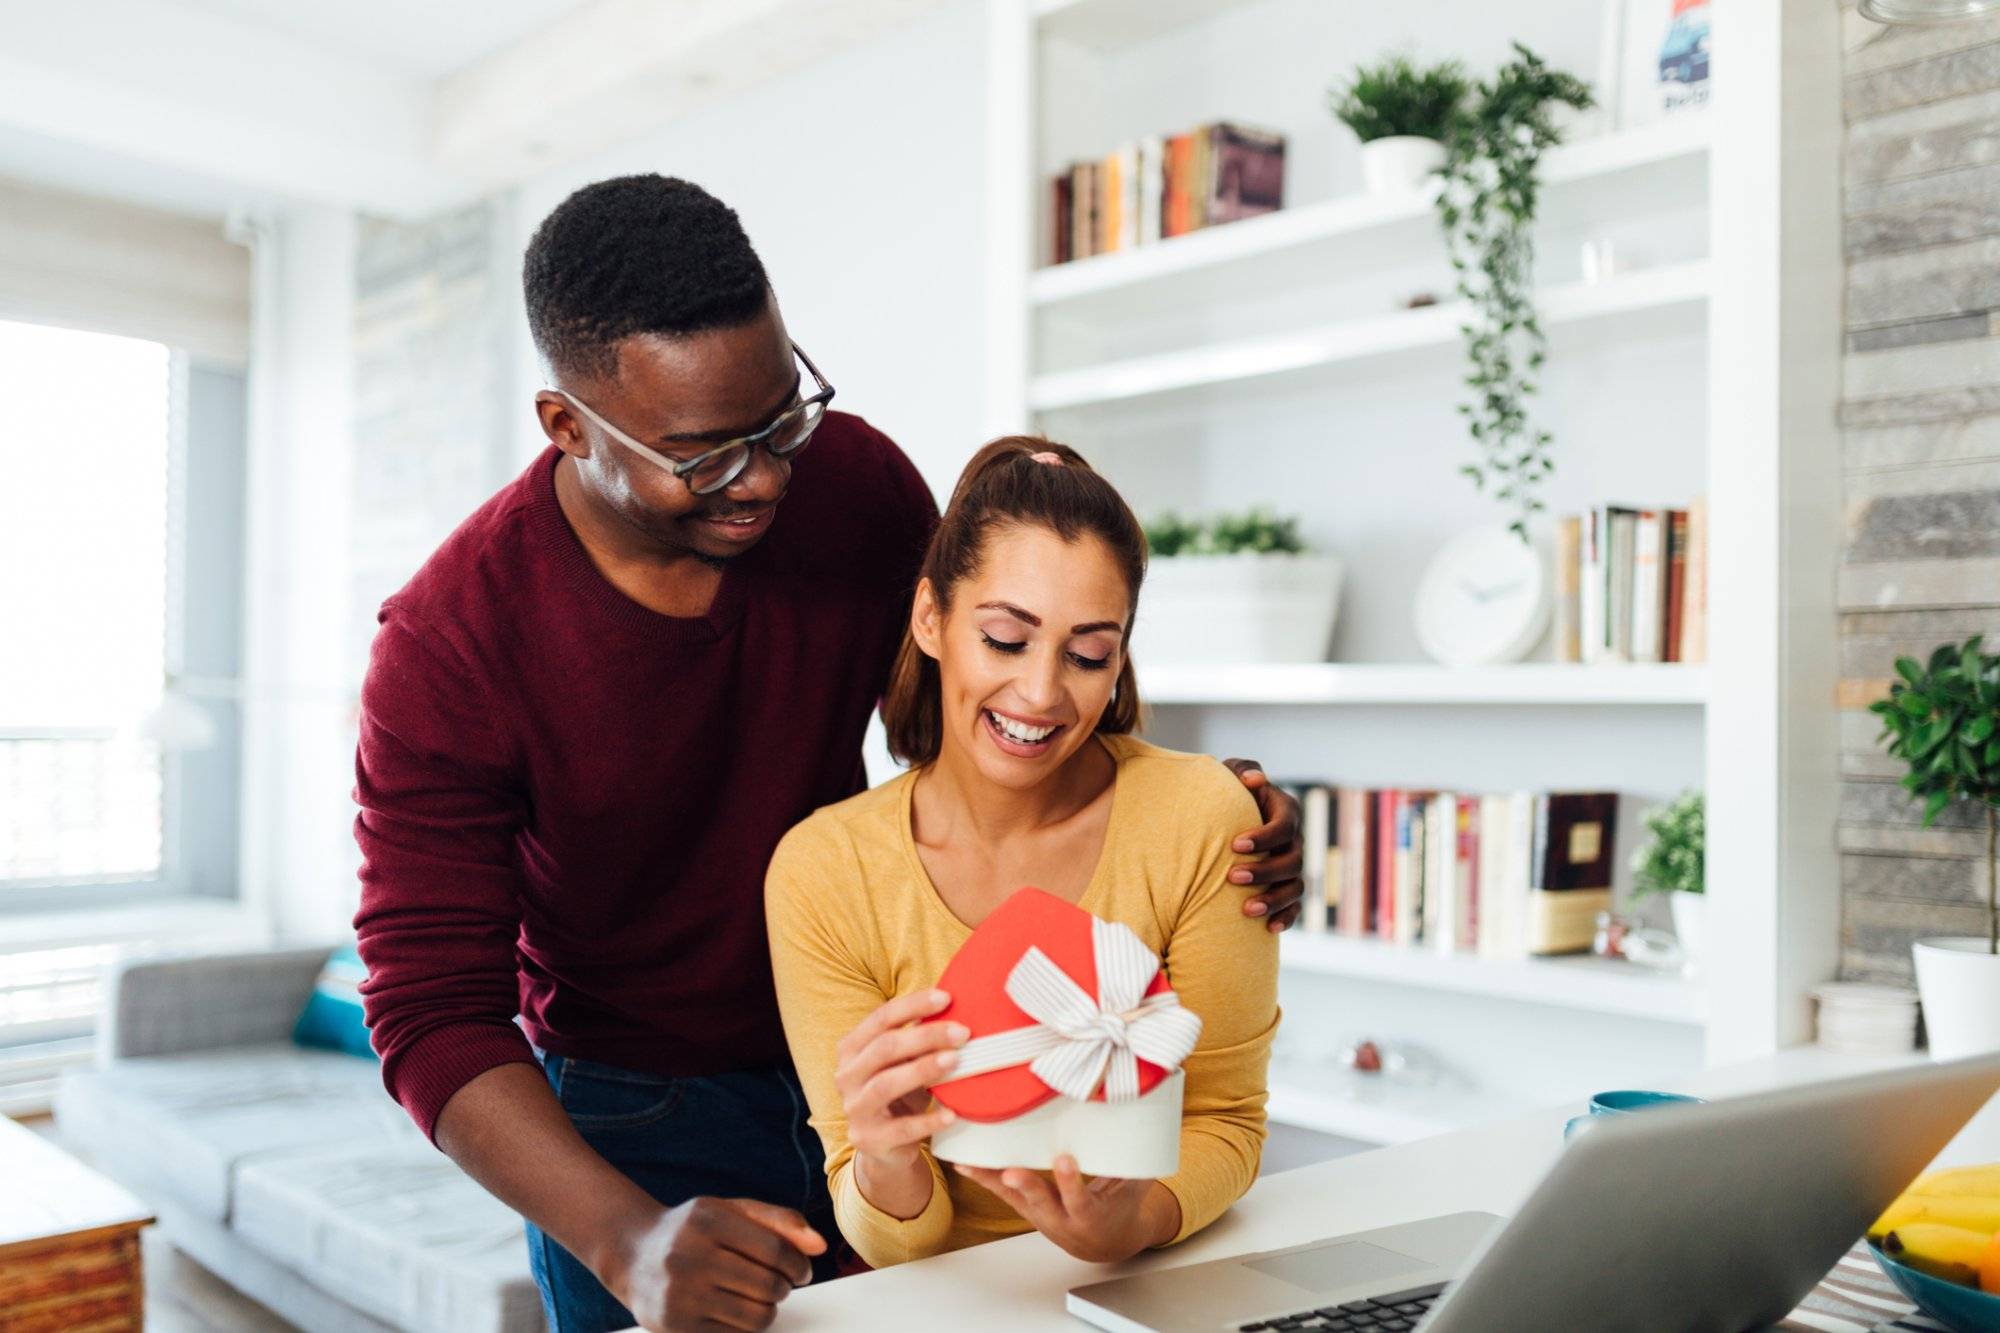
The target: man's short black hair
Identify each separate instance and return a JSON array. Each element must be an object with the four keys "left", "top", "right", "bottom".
[{"left": 523, "top": 174, "right": 771, "bottom": 381}]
